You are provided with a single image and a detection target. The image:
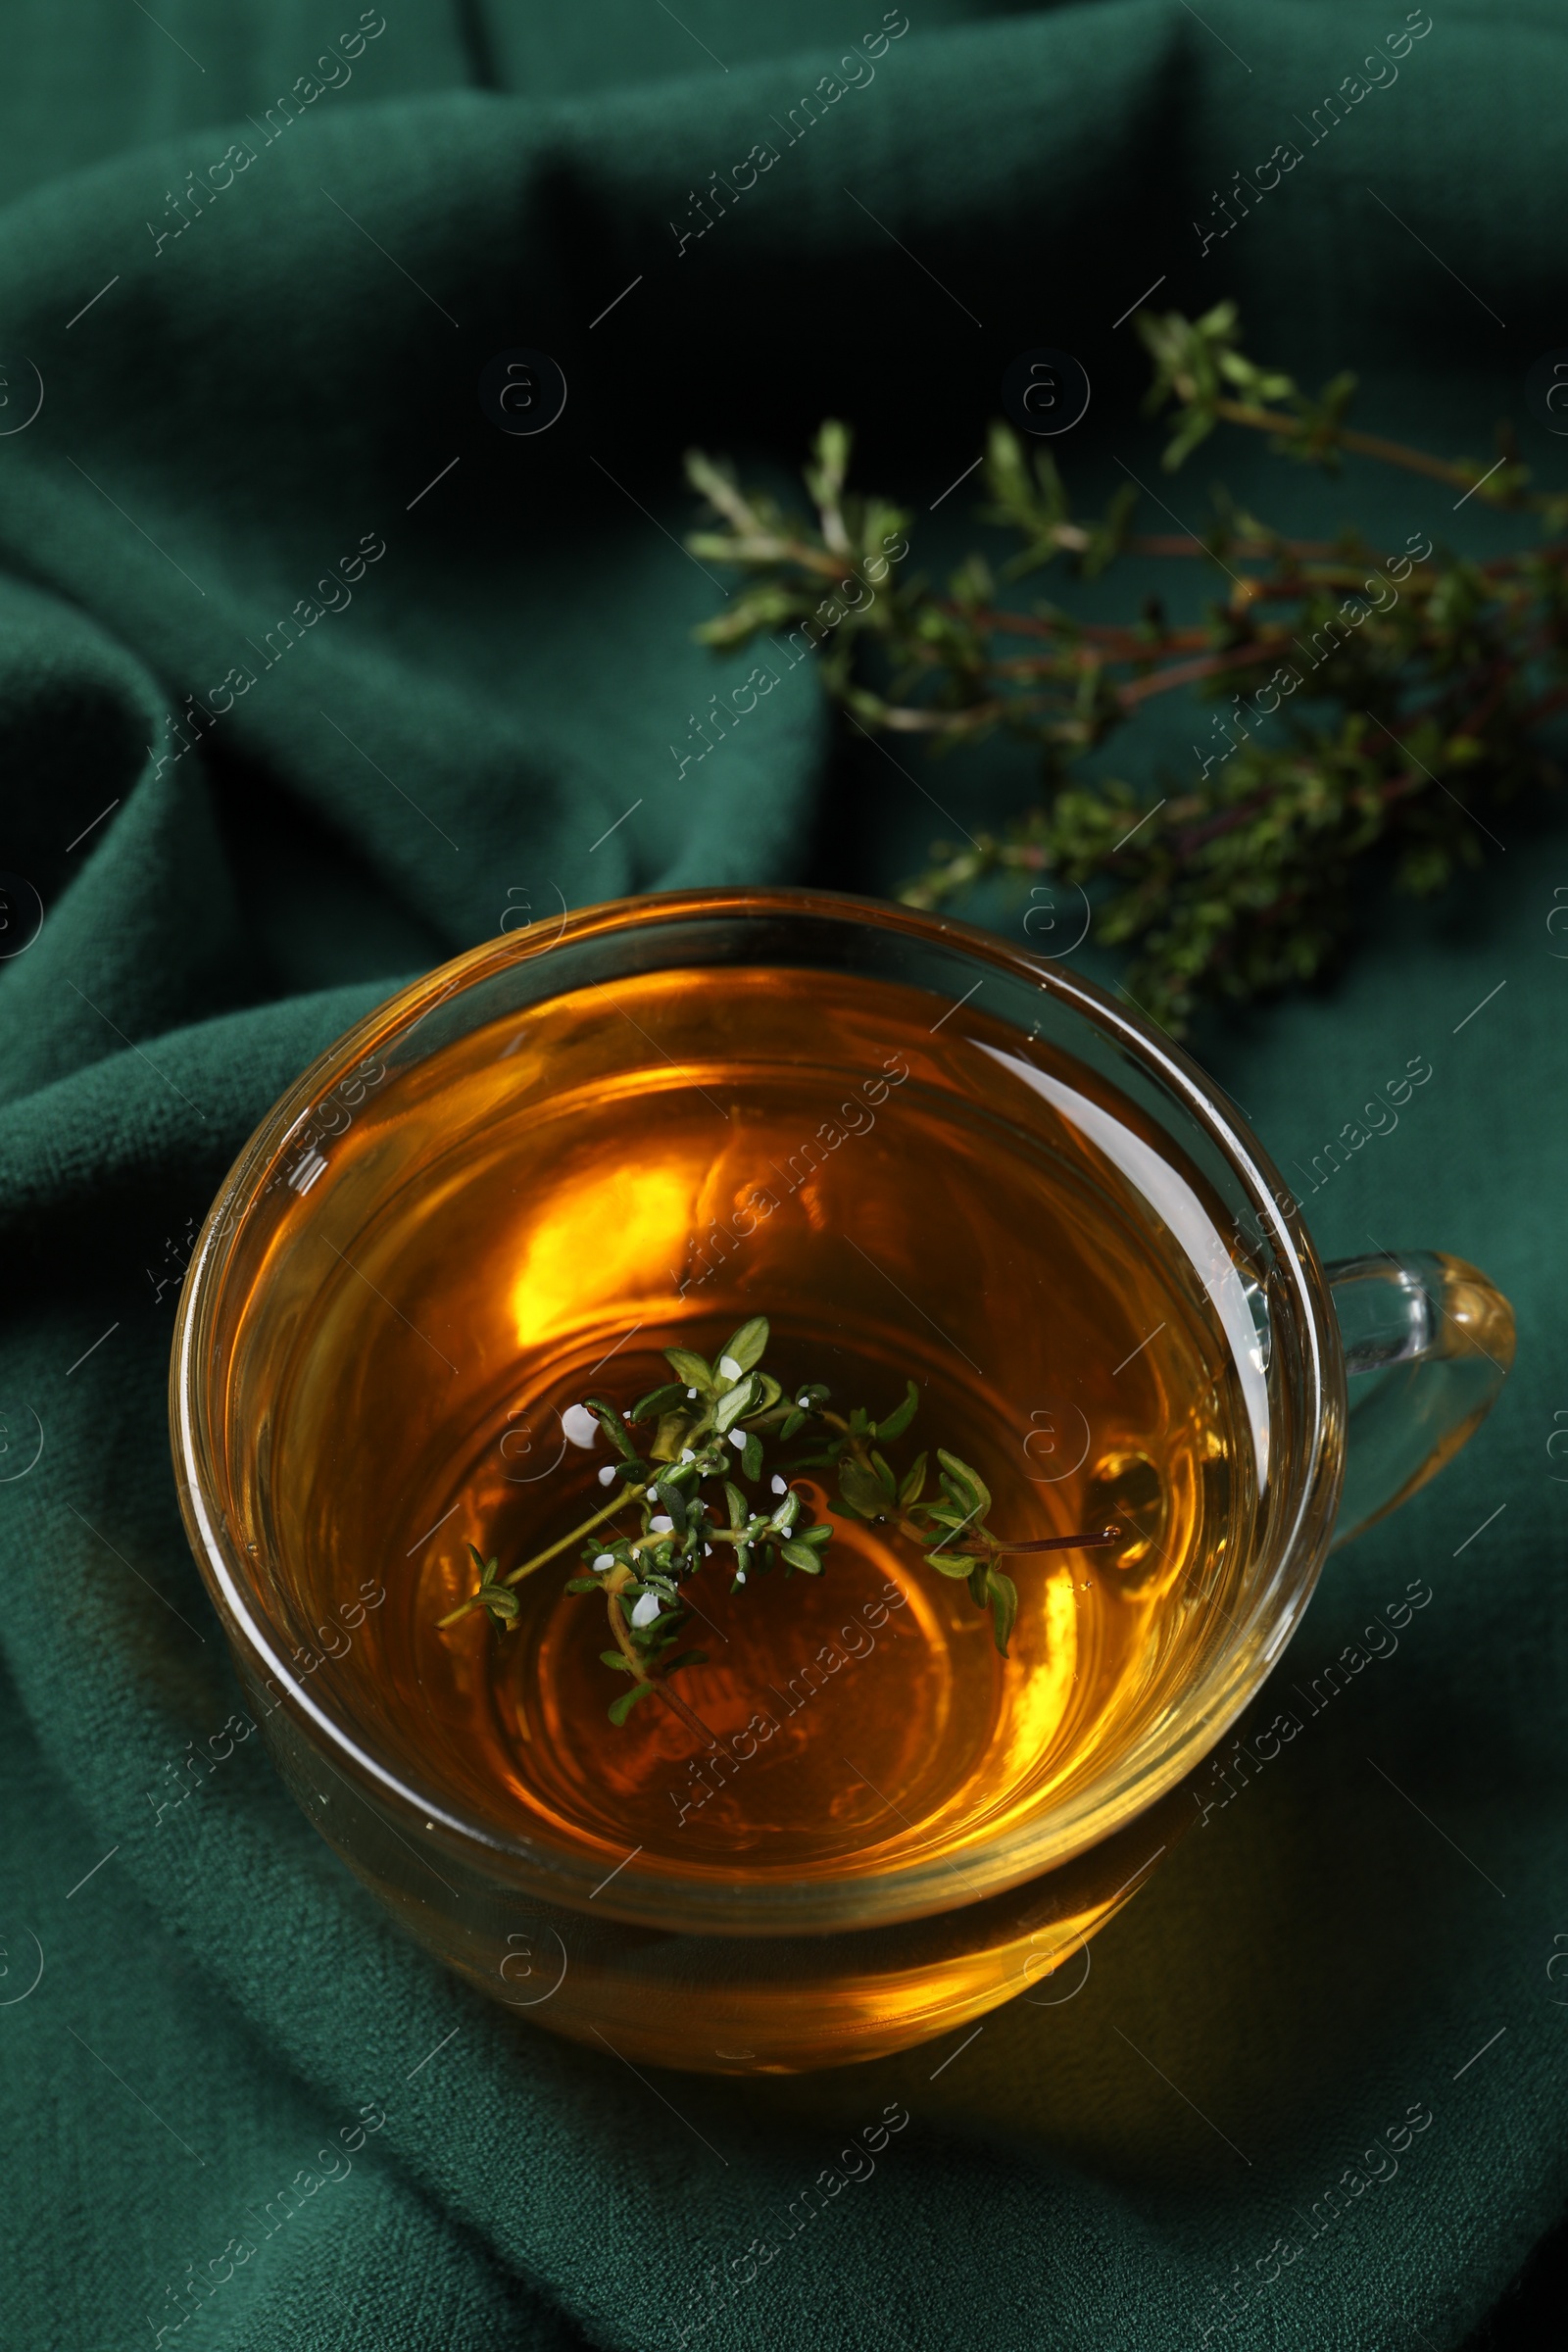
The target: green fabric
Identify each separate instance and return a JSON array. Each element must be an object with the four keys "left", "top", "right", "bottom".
[{"left": 0, "top": 4, "right": 1562, "bottom": 2345}]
